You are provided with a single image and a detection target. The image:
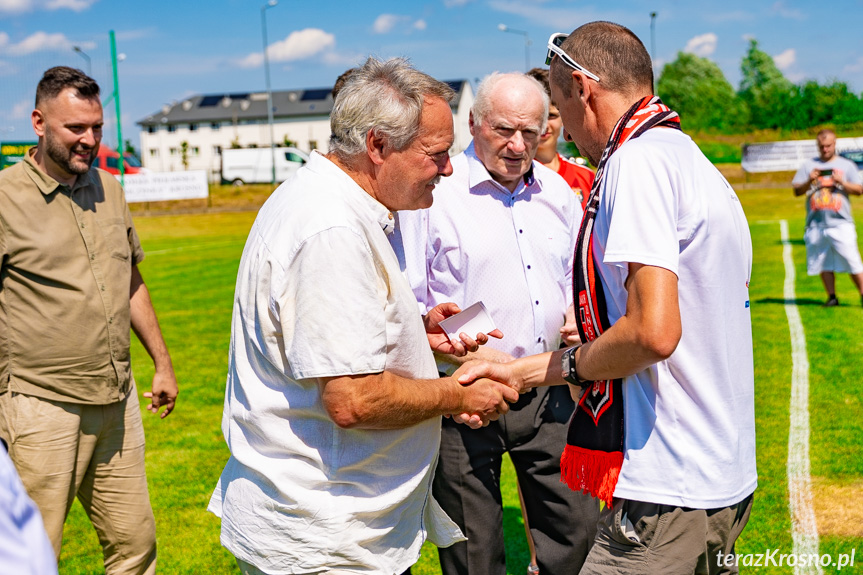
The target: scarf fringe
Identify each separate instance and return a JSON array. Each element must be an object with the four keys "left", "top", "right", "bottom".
[{"left": 560, "top": 444, "right": 623, "bottom": 507}]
